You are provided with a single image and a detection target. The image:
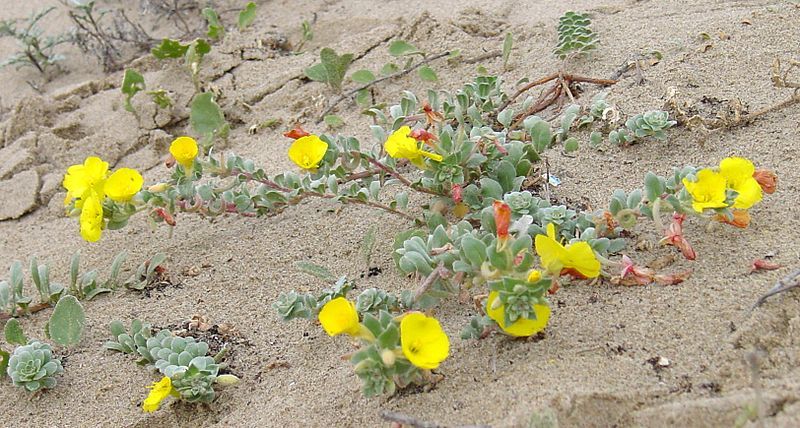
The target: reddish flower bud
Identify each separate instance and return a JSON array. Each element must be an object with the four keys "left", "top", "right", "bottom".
[
  {"left": 716, "top": 210, "right": 751, "bottom": 229},
  {"left": 284, "top": 125, "right": 311, "bottom": 140},
  {"left": 451, "top": 184, "right": 463, "bottom": 203},
  {"left": 409, "top": 128, "right": 438, "bottom": 144},
  {"left": 493, "top": 200, "right": 511, "bottom": 242},
  {"left": 753, "top": 169, "right": 777, "bottom": 194},
  {"left": 154, "top": 207, "right": 176, "bottom": 226},
  {"left": 422, "top": 102, "right": 444, "bottom": 124}
]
